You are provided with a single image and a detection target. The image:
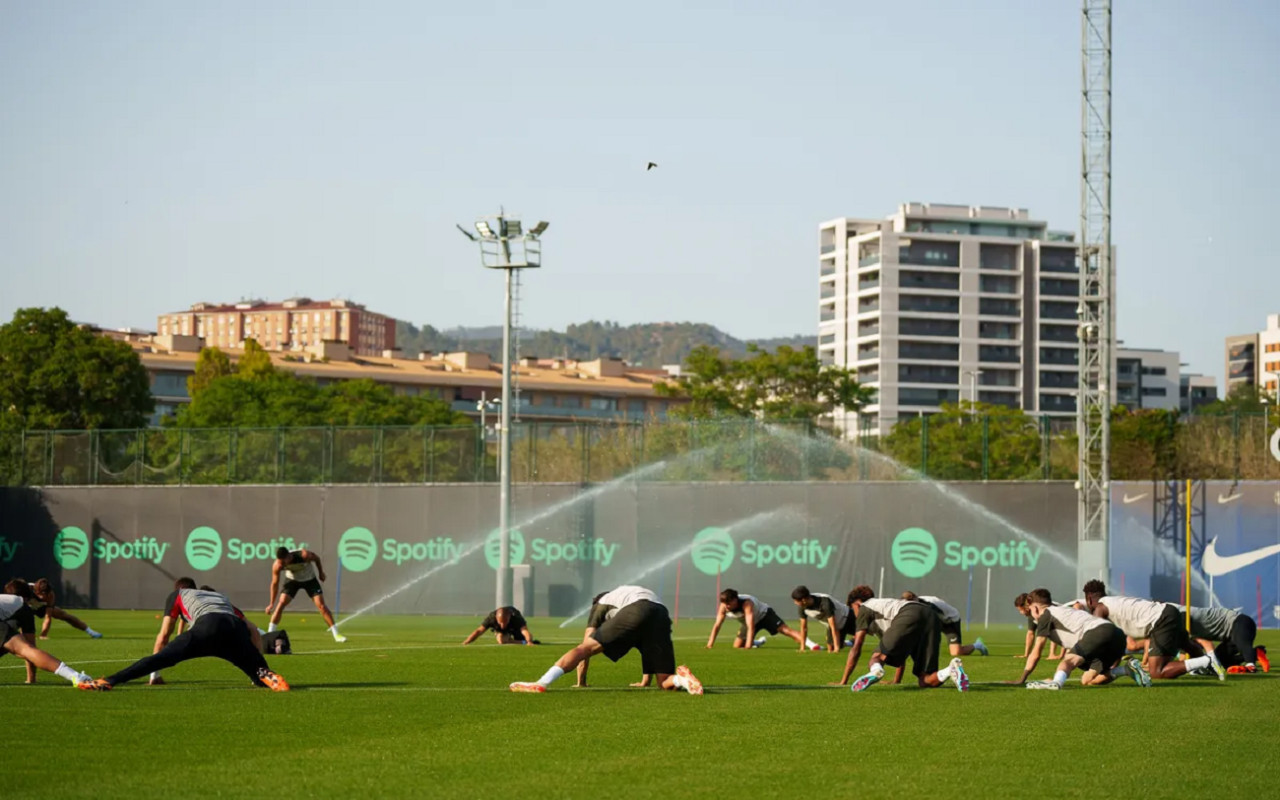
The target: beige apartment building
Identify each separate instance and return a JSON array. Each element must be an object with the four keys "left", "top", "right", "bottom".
[
  {"left": 157, "top": 297, "right": 396, "bottom": 356},
  {"left": 1225, "top": 314, "right": 1280, "bottom": 395}
]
